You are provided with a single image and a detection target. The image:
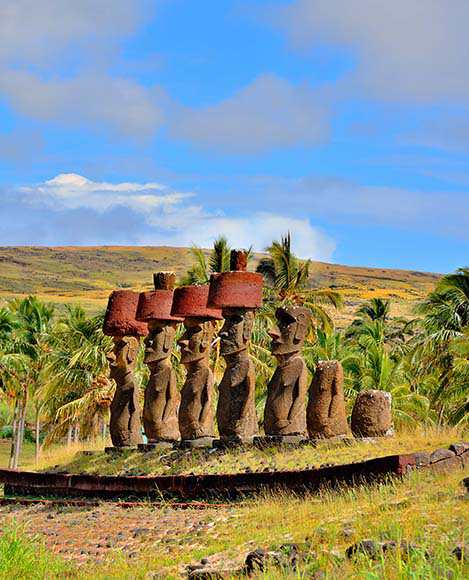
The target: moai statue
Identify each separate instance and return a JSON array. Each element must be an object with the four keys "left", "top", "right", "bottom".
[
  {"left": 102, "top": 290, "right": 147, "bottom": 450},
  {"left": 307, "top": 360, "right": 349, "bottom": 439},
  {"left": 260, "top": 306, "right": 312, "bottom": 445},
  {"left": 171, "top": 285, "right": 223, "bottom": 448},
  {"left": 207, "top": 250, "right": 263, "bottom": 445},
  {"left": 136, "top": 272, "right": 183, "bottom": 450},
  {"left": 351, "top": 390, "right": 394, "bottom": 438}
]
